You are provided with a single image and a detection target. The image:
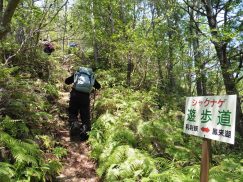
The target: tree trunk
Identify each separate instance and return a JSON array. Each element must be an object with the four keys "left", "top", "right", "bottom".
[
  {"left": 165, "top": 0, "right": 175, "bottom": 93},
  {"left": 108, "top": 5, "right": 115, "bottom": 34},
  {"left": 0, "top": 0, "right": 3, "bottom": 21},
  {"left": 62, "top": 1, "right": 68, "bottom": 54},
  {"left": 150, "top": 3, "right": 165, "bottom": 91},
  {"left": 202, "top": 0, "right": 243, "bottom": 136},
  {"left": 127, "top": 52, "right": 132, "bottom": 87},
  {"left": 91, "top": 0, "right": 98, "bottom": 67},
  {"left": 188, "top": 2, "right": 207, "bottom": 96},
  {"left": 0, "top": 0, "right": 21, "bottom": 40},
  {"left": 167, "top": 24, "right": 175, "bottom": 93},
  {"left": 214, "top": 43, "right": 243, "bottom": 135},
  {"left": 193, "top": 30, "right": 207, "bottom": 96}
]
